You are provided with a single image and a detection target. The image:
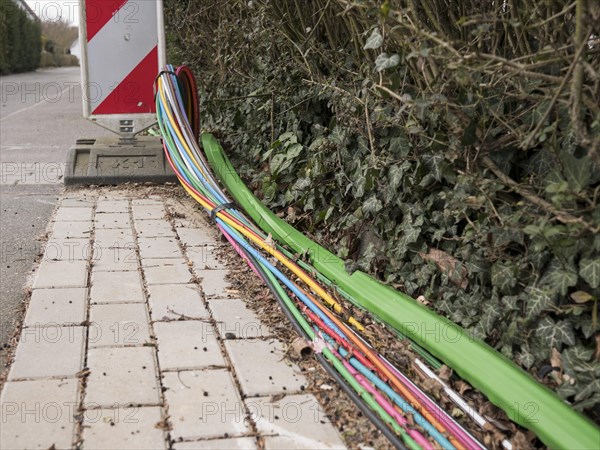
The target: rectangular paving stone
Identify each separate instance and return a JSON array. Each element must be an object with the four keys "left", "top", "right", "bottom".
[
  {"left": 95, "top": 213, "right": 131, "bottom": 229},
  {"left": 24, "top": 288, "right": 87, "bottom": 327},
  {"left": 89, "top": 303, "right": 151, "bottom": 347},
  {"left": 94, "top": 229, "right": 135, "bottom": 250},
  {"left": 96, "top": 200, "right": 129, "bottom": 213},
  {"left": 91, "top": 271, "right": 144, "bottom": 303},
  {"left": 249, "top": 395, "right": 345, "bottom": 449},
  {"left": 208, "top": 299, "right": 271, "bottom": 339},
  {"left": 82, "top": 406, "right": 167, "bottom": 450},
  {"left": 176, "top": 227, "right": 214, "bottom": 247},
  {"left": 50, "top": 220, "right": 93, "bottom": 239},
  {"left": 135, "top": 219, "right": 175, "bottom": 238},
  {"left": 138, "top": 237, "right": 182, "bottom": 259},
  {"left": 187, "top": 246, "right": 225, "bottom": 270},
  {"left": 43, "top": 238, "right": 91, "bottom": 261},
  {"left": 163, "top": 369, "right": 248, "bottom": 440},
  {"left": 132, "top": 204, "right": 166, "bottom": 220},
  {"left": 91, "top": 246, "right": 138, "bottom": 271},
  {"left": 54, "top": 206, "right": 93, "bottom": 222},
  {"left": 142, "top": 258, "right": 192, "bottom": 285},
  {"left": 173, "top": 438, "right": 257, "bottom": 450},
  {"left": 33, "top": 259, "right": 88, "bottom": 288},
  {"left": 225, "top": 340, "right": 306, "bottom": 397},
  {"left": 195, "top": 269, "right": 233, "bottom": 299},
  {"left": 148, "top": 284, "right": 208, "bottom": 321},
  {"left": 131, "top": 198, "right": 163, "bottom": 206},
  {"left": 0, "top": 378, "right": 78, "bottom": 449},
  {"left": 9, "top": 326, "right": 85, "bottom": 379},
  {"left": 61, "top": 197, "right": 95, "bottom": 207},
  {"left": 154, "top": 321, "right": 225, "bottom": 370},
  {"left": 86, "top": 347, "right": 160, "bottom": 407}
]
